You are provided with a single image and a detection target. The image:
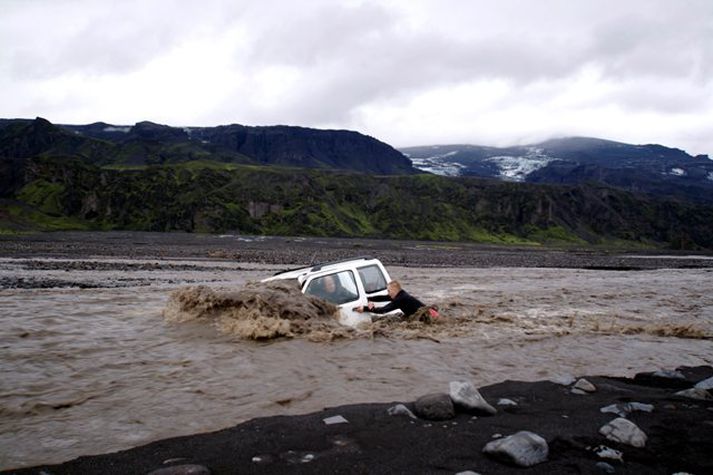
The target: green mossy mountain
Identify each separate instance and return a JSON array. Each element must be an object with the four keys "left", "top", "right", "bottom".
[{"left": 3, "top": 156, "right": 713, "bottom": 249}]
